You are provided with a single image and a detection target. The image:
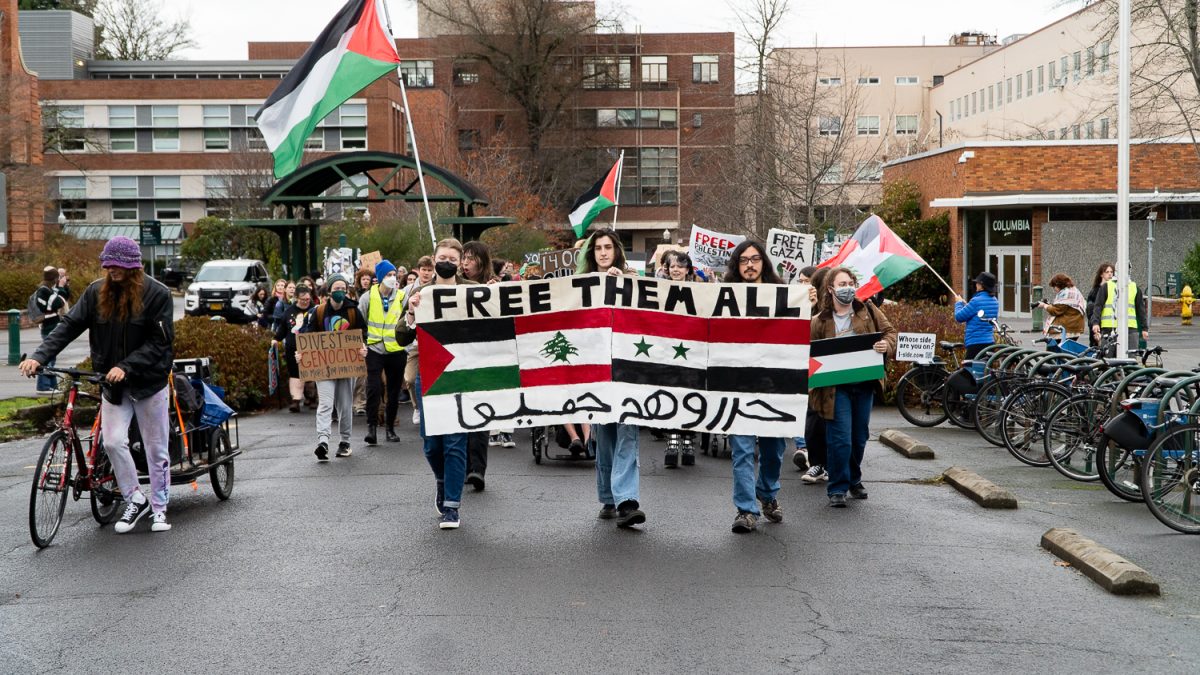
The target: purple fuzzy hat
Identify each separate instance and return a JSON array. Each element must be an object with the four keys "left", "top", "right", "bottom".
[{"left": 99, "top": 236, "right": 143, "bottom": 269}]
